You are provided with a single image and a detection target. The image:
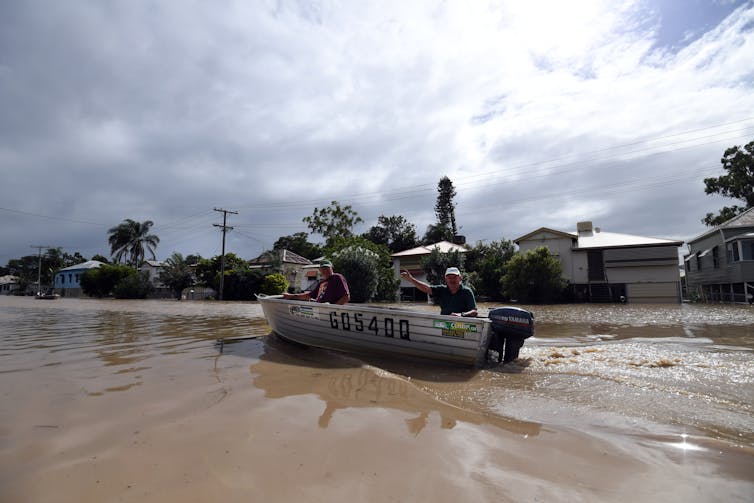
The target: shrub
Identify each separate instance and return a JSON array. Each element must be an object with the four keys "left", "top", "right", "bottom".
[{"left": 260, "top": 273, "right": 289, "bottom": 295}]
